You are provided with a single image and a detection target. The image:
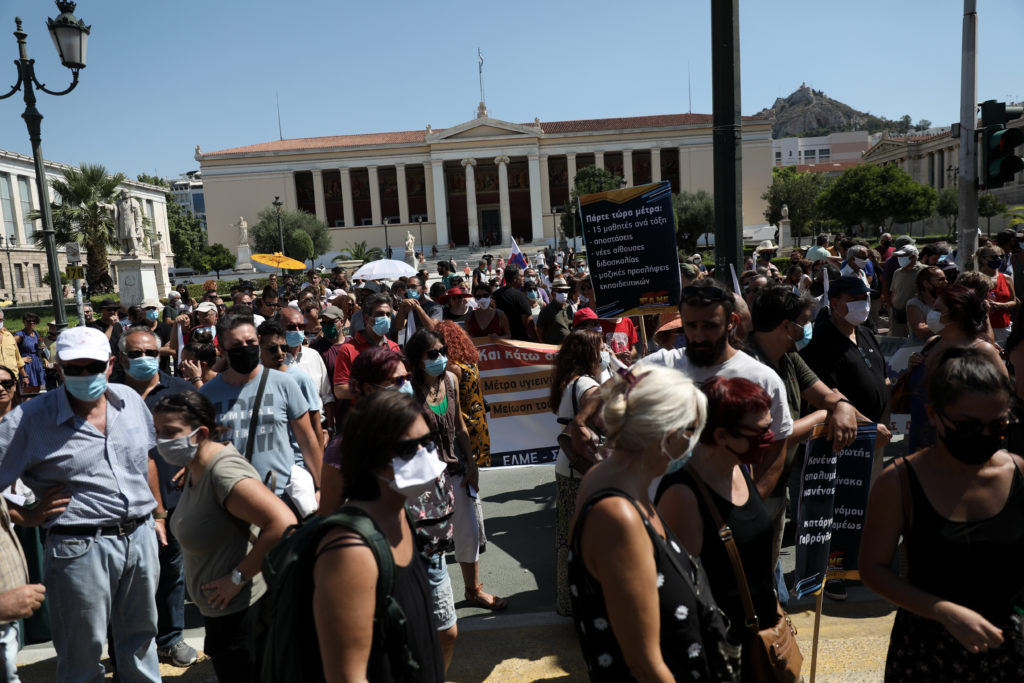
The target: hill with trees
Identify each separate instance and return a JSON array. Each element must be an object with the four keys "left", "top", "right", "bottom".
[{"left": 757, "top": 84, "right": 932, "bottom": 138}]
